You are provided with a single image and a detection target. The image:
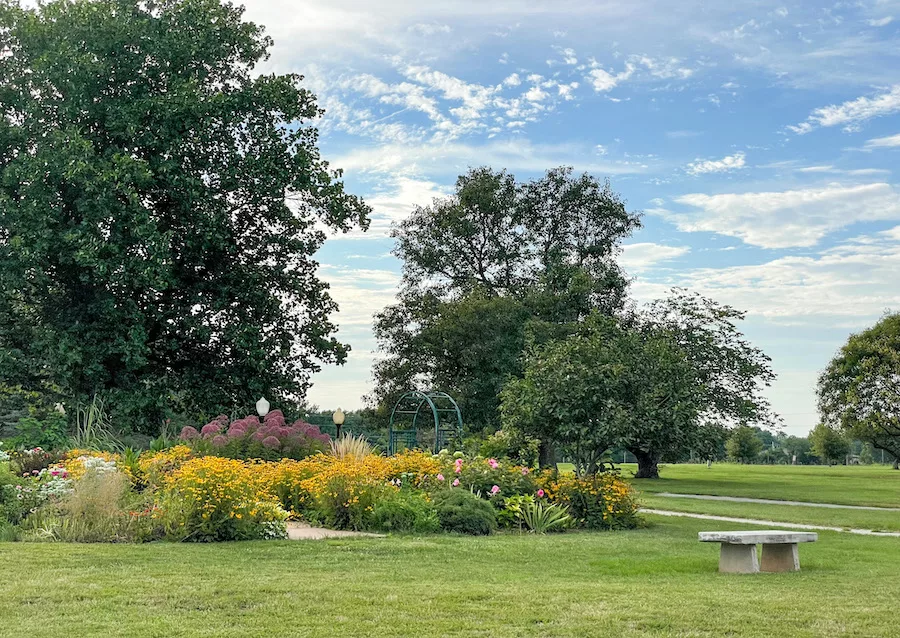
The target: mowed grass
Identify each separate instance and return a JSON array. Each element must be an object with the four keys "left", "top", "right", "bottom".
[
  {"left": 2, "top": 515, "right": 899, "bottom": 637},
  {"left": 640, "top": 494, "right": 900, "bottom": 532},
  {"left": 625, "top": 463, "right": 900, "bottom": 508}
]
